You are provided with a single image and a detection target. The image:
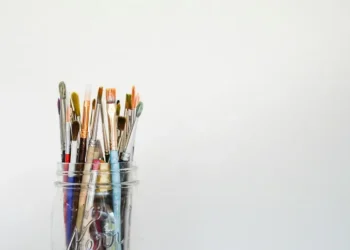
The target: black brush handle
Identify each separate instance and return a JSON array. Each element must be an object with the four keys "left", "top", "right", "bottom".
[
  {"left": 105, "top": 152, "right": 110, "bottom": 163},
  {"left": 61, "top": 150, "right": 65, "bottom": 162},
  {"left": 77, "top": 137, "right": 87, "bottom": 164}
]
